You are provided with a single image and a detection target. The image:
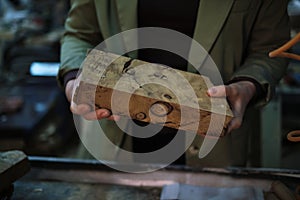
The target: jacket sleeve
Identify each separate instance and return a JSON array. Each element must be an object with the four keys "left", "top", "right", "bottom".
[
  {"left": 57, "top": 0, "right": 103, "bottom": 88},
  {"left": 230, "top": 0, "right": 291, "bottom": 107}
]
